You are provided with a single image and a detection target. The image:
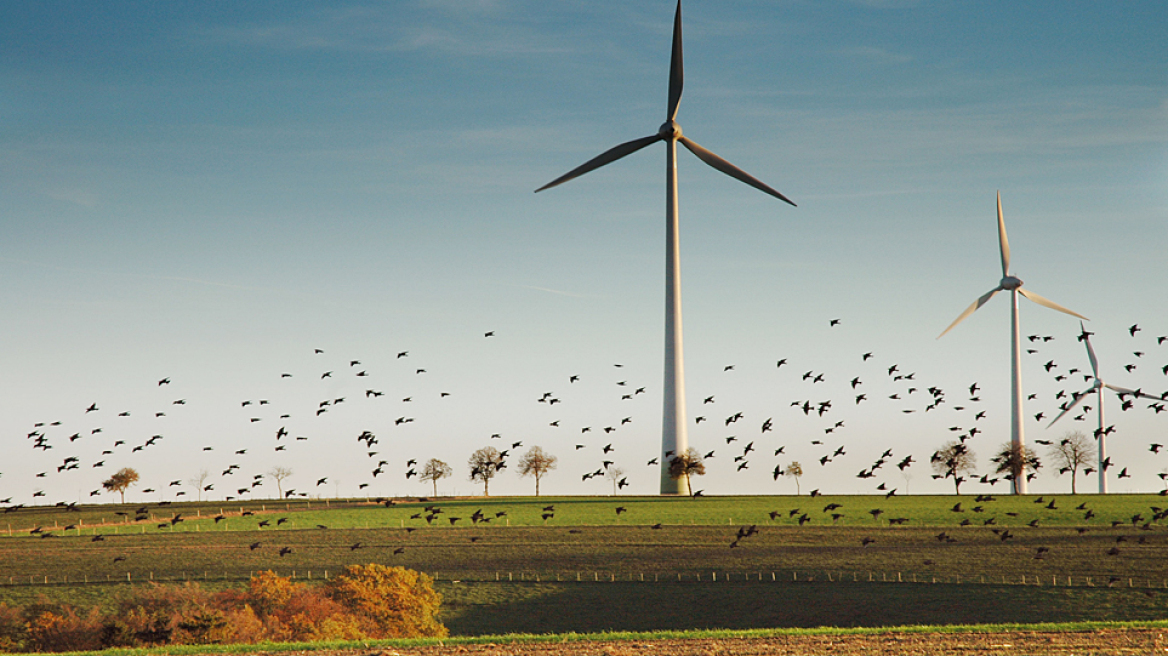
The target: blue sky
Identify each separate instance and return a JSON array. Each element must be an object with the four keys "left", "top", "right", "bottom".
[{"left": 2, "top": 1, "right": 1166, "bottom": 505}]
